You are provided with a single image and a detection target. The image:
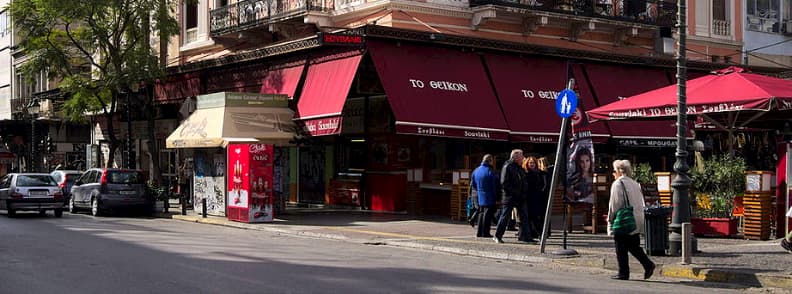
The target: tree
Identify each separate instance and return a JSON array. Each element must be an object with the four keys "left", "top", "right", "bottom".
[{"left": 8, "top": 0, "right": 181, "bottom": 170}]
